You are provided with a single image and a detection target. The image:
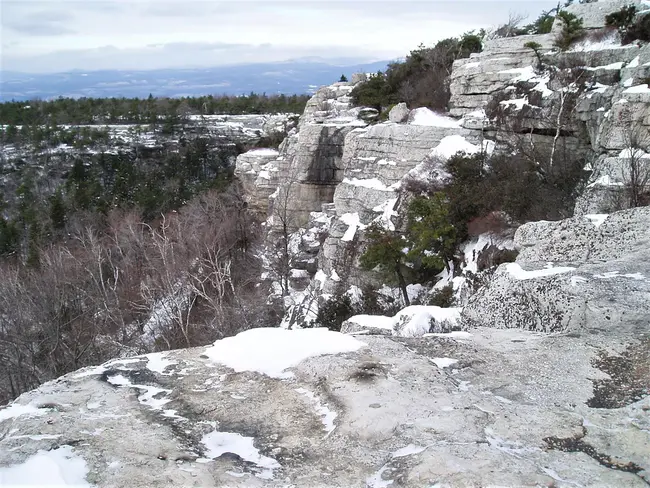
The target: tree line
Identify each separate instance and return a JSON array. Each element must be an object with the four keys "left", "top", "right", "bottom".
[{"left": 0, "top": 93, "right": 310, "bottom": 126}]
